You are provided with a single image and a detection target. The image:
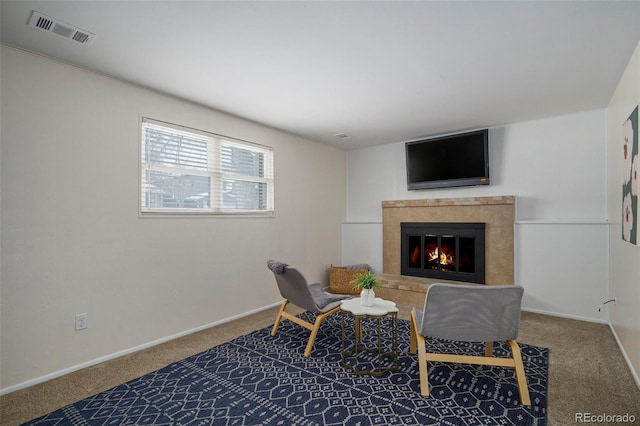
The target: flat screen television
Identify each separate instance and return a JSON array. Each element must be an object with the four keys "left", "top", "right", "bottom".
[{"left": 405, "top": 129, "right": 489, "bottom": 190}]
